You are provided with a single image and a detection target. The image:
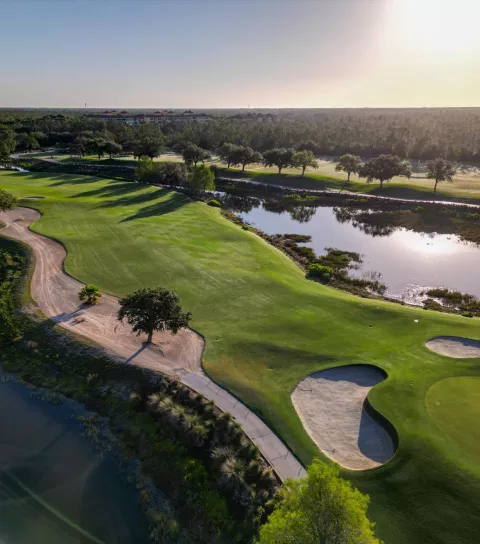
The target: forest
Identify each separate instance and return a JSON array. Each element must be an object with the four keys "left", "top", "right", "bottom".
[{"left": 1, "top": 108, "right": 480, "bottom": 163}]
